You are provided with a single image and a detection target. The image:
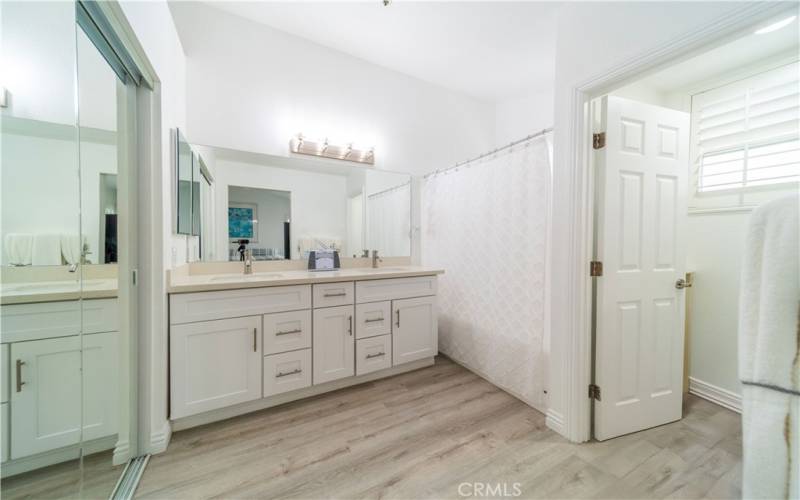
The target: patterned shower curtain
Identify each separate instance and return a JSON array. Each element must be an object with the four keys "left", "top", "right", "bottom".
[{"left": 422, "top": 134, "right": 551, "bottom": 411}]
